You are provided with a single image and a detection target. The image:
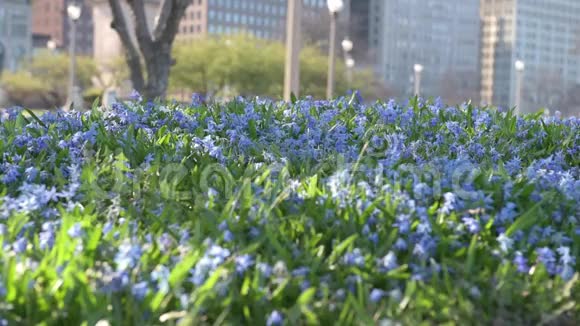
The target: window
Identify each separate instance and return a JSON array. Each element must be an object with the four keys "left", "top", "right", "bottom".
[
  {"left": 11, "top": 15, "right": 28, "bottom": 37},
  {"left": 0, "top": 9, "right": 4, "bottom": 34}
]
